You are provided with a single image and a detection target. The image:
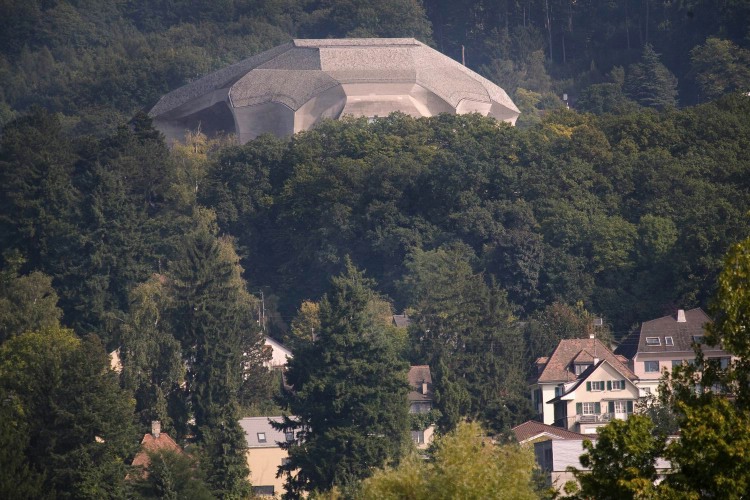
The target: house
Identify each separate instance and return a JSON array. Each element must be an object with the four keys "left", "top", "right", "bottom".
[
  {"left": 130, "top": 421, "right": 184, "bottom": 478},
  {"left": 263, "top": 336, "right": 292, "bottom": 370},
  {"left": 511, "top": 420, "right": 588, "bottom": 446},
  {"left": 149, "top": 38, "right": 520, "bottom": 144},
  {"left": 240, "top": 416, "right": 295, "bottom": 498},
  {"left": 531, "top": 337, "right": 640, "bottom": 432},
  {"left": 392, "top": 314, "right": 411, "bottom": 328},
  {"left": 408, "top": 365, "right": 435, "bottom": 449},
  {"left": 615, "top": 308, "right": 731, "bottom": 396},
  {"left": 534, "top": 436, "right": 593, "bottom": 491}
]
